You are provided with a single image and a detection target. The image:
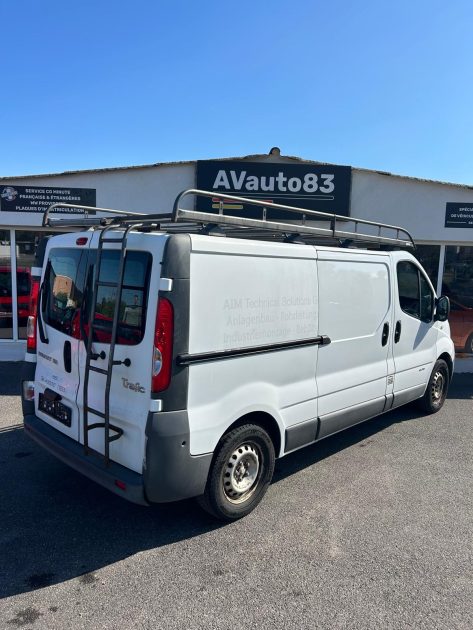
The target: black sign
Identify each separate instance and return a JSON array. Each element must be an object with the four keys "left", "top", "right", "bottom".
[
  {"left": 0, "top": 185, "right": 96, "bottom": 214},
  {"left": 445, "top": 202, "right": 473, "bottom": 228},
  {"left": 196, "top": 160, "right": 351, "bottom": 220}
]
